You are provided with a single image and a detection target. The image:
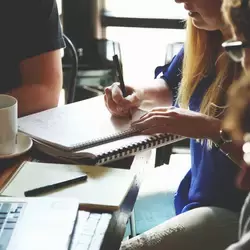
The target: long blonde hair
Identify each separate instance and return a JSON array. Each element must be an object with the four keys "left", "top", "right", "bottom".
[{"left": 178, "top": 18, "right": 239, "bottom": 117}]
